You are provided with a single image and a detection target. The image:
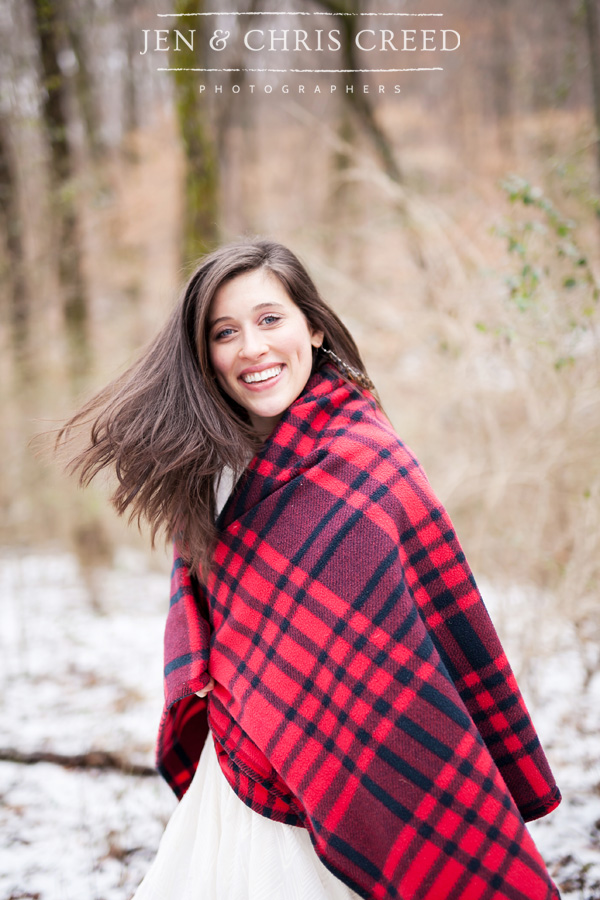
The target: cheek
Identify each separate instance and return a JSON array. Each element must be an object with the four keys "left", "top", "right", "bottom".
[
  {"left": 210, "top": 352, "right": 237, "bottom": 399},
  {"left": 208, "top": 356, "right": 233, "bottom": 399},
  {"left": 208, "top": 345, "right": 228, "bottom": 381},
  {"left": 282, "top": 327, "right": 314, "bottom": 362},
  {"left": 299, "top": 334, "right": 316, "bottom": 364}
]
